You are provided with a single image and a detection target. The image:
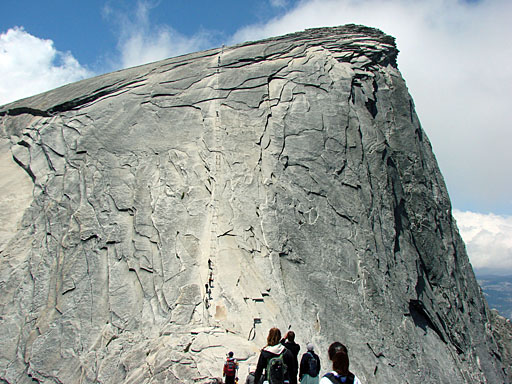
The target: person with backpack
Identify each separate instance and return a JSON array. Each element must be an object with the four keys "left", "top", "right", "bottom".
[
  {"left": 223, "top": 351, "right": 239, "bottom": 384},
  {"left": 319, "top": 342, "right": 362, "bottom": 384},
  {"left": 281, "top": 331, "right": 300, "bottom": 384},
  {"left": 299, "top": 343, "right": 321, "bottom": 384},
  {"left": 245, "top": 365, "right": 256, "bottom": 384},
  {"left": 254, "top": 327, "right": 295, "bottom": 384}
]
